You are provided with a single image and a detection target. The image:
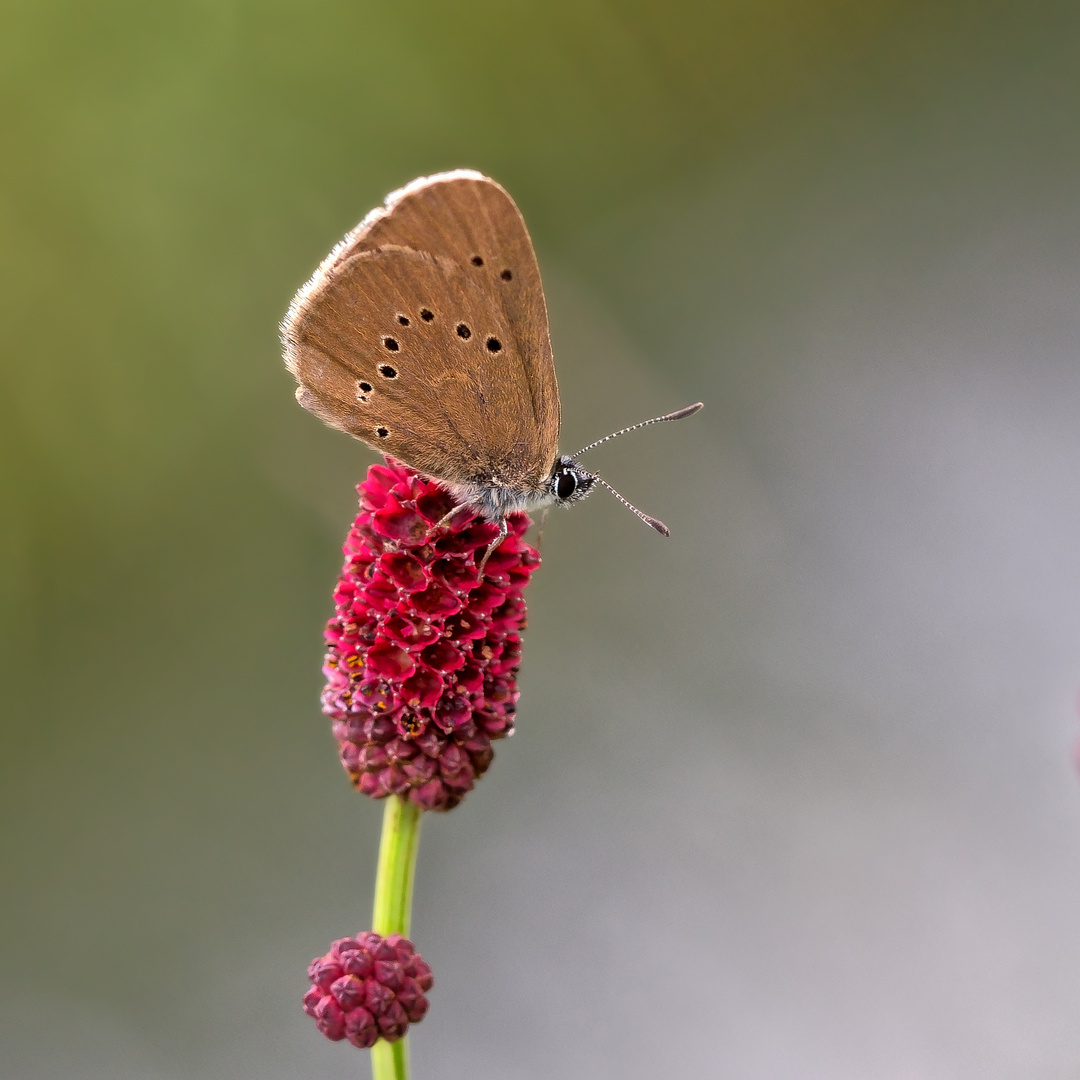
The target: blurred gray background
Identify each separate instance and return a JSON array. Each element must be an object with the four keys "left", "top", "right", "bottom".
[{"left": 3, "top": 2, "right": 1080, "bottom": 1077}]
